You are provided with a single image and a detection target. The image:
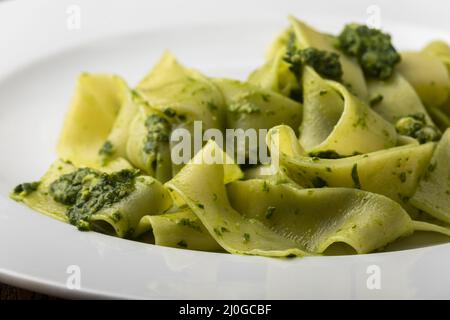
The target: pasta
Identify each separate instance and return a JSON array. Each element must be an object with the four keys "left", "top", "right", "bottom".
[{"left": 10, "top": 17, "right": 450, "bottom": 258}]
